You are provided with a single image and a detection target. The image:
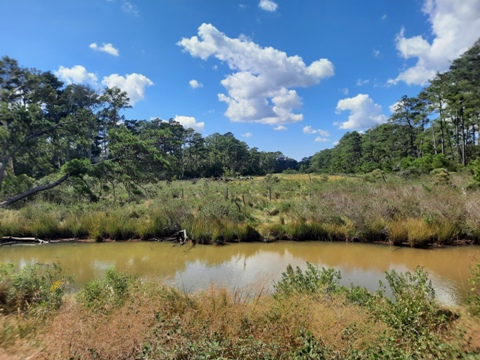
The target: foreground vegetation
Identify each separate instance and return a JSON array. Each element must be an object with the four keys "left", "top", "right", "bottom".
[
  {"left": 1, "top": 172, "right": 480, "bottom": 248},
  {"left": 1, "top": 262, "right": 480, "bottom": 359}
]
